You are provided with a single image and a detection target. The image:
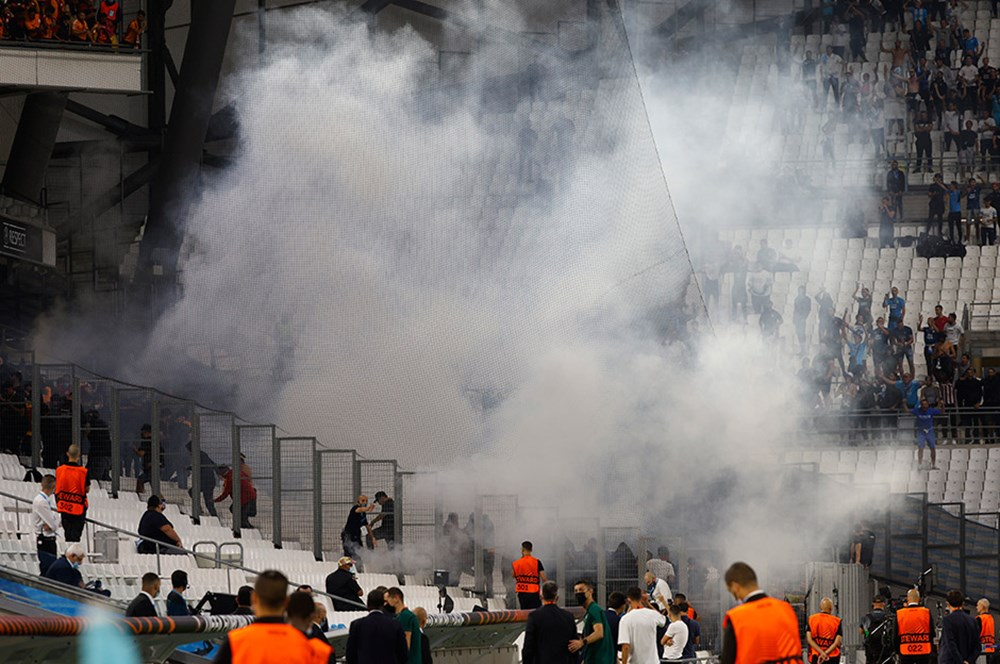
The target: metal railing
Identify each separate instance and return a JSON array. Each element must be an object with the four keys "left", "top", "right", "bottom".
[
  {"left": 0, "top": 487, "right": 368, "bottom": 609},
  {"left": 799, "top": 404, "right": 1000, "bottom": 444}
]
